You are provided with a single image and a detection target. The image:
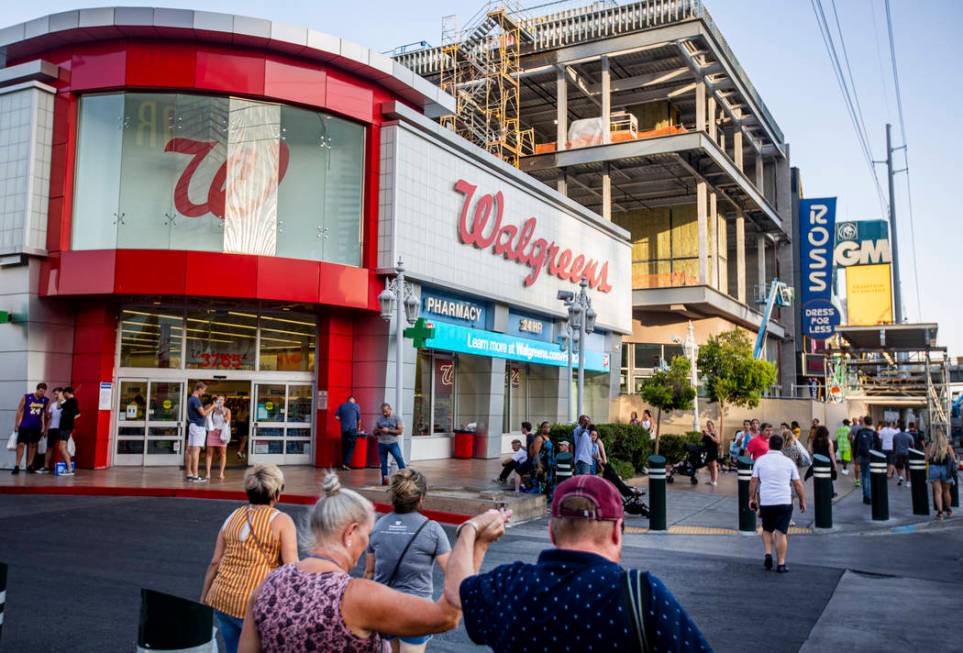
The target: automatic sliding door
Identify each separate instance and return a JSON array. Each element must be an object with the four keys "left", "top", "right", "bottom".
[
  {"left": 115, "top": 379, "right": 148, "bottom": 465},
  {"left": 144, "top": 381, "right": 184, "bottom": 465},
  {"left": 251, "top": 382, "right": 313, "bottom": 464}
]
